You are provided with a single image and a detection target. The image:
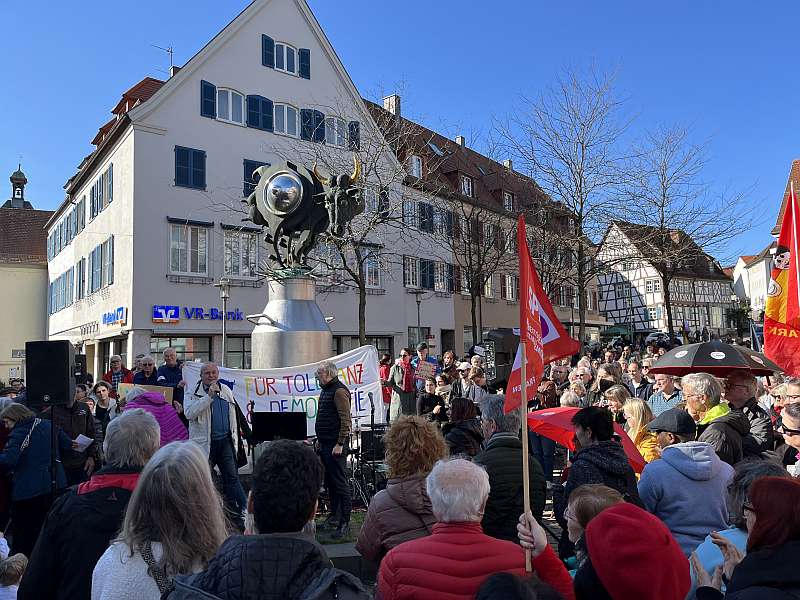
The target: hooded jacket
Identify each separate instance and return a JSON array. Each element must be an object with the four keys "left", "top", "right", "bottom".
[
  {"left": 638, "top": 441, "right": 734, "bottom": 555},
  {"left": 166, "top": 533, "right": 369, "bottom": 600},
  {"left": 355, "top": 474, "right": 436, "bottom": 563},
  {"left": 697, "top": 403, "right": 750, "bottom": 466},
  {"left": 124, "top": 391, "right": 188, "bottom": 447},
  {"left": 442, "top": 418, "right": 483, "bottom": 458},
  {"left": 696, "top": 540, "right": 800, "bottom": 600}
]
